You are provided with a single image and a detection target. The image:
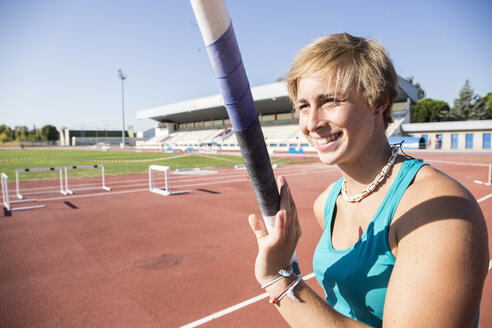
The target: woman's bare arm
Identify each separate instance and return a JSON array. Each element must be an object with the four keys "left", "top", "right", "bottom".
[{"left": 383, "top": 167, "right": 489, "bottom": 327}]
